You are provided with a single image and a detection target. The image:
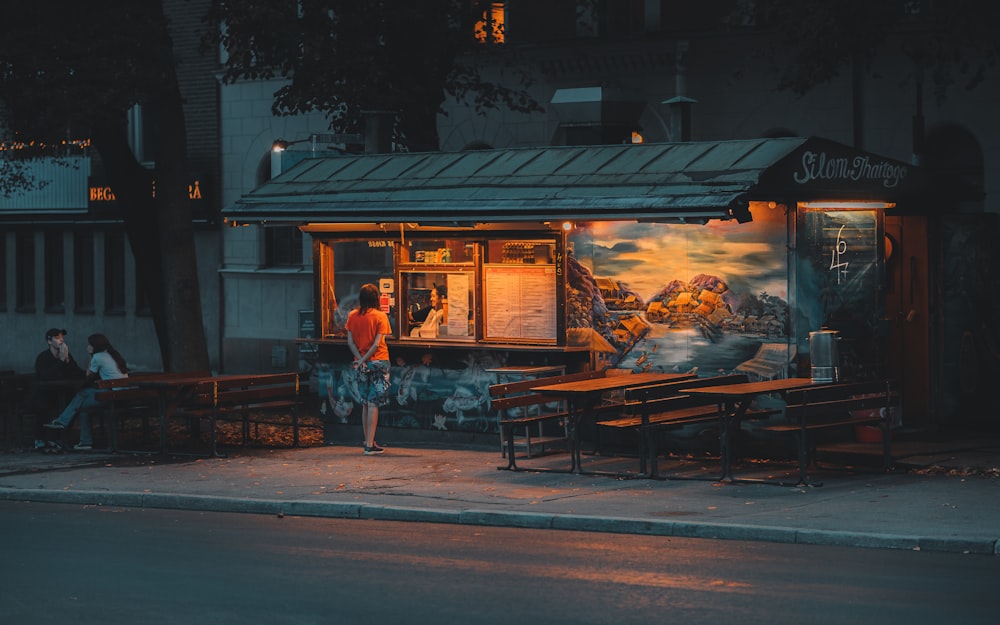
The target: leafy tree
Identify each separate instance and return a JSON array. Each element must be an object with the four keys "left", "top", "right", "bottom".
[
  {"left": 0, "top": 1, "right": 210, "bottom": 372},
  {"left": 209, "top": 0, "right": 543, "bottom": 151},
  {"left": 724, "top": 0, "right": 998, "bottom": 153},
  {"left": 730, "top": 0, "right": 999, "bottom": 100}
]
